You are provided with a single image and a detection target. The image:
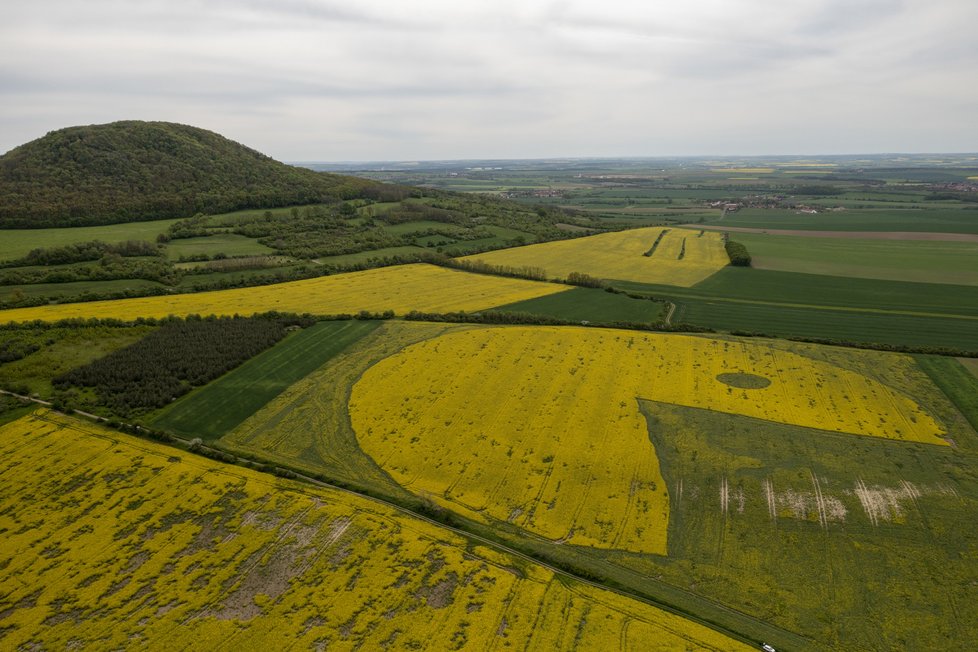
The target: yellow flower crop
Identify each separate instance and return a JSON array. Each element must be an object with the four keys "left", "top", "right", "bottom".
[
  {"left": 350, "top": 327, "right": 947, "bottom": 553},
  {"left": 0, "top": 263, "right": 569, "bottom": 323},
  {"left": 461, "top": 226, "right": 729, "bottom": 286},
  {"left": 0, "top": 410, "right": 751, "bottom": 651}
]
